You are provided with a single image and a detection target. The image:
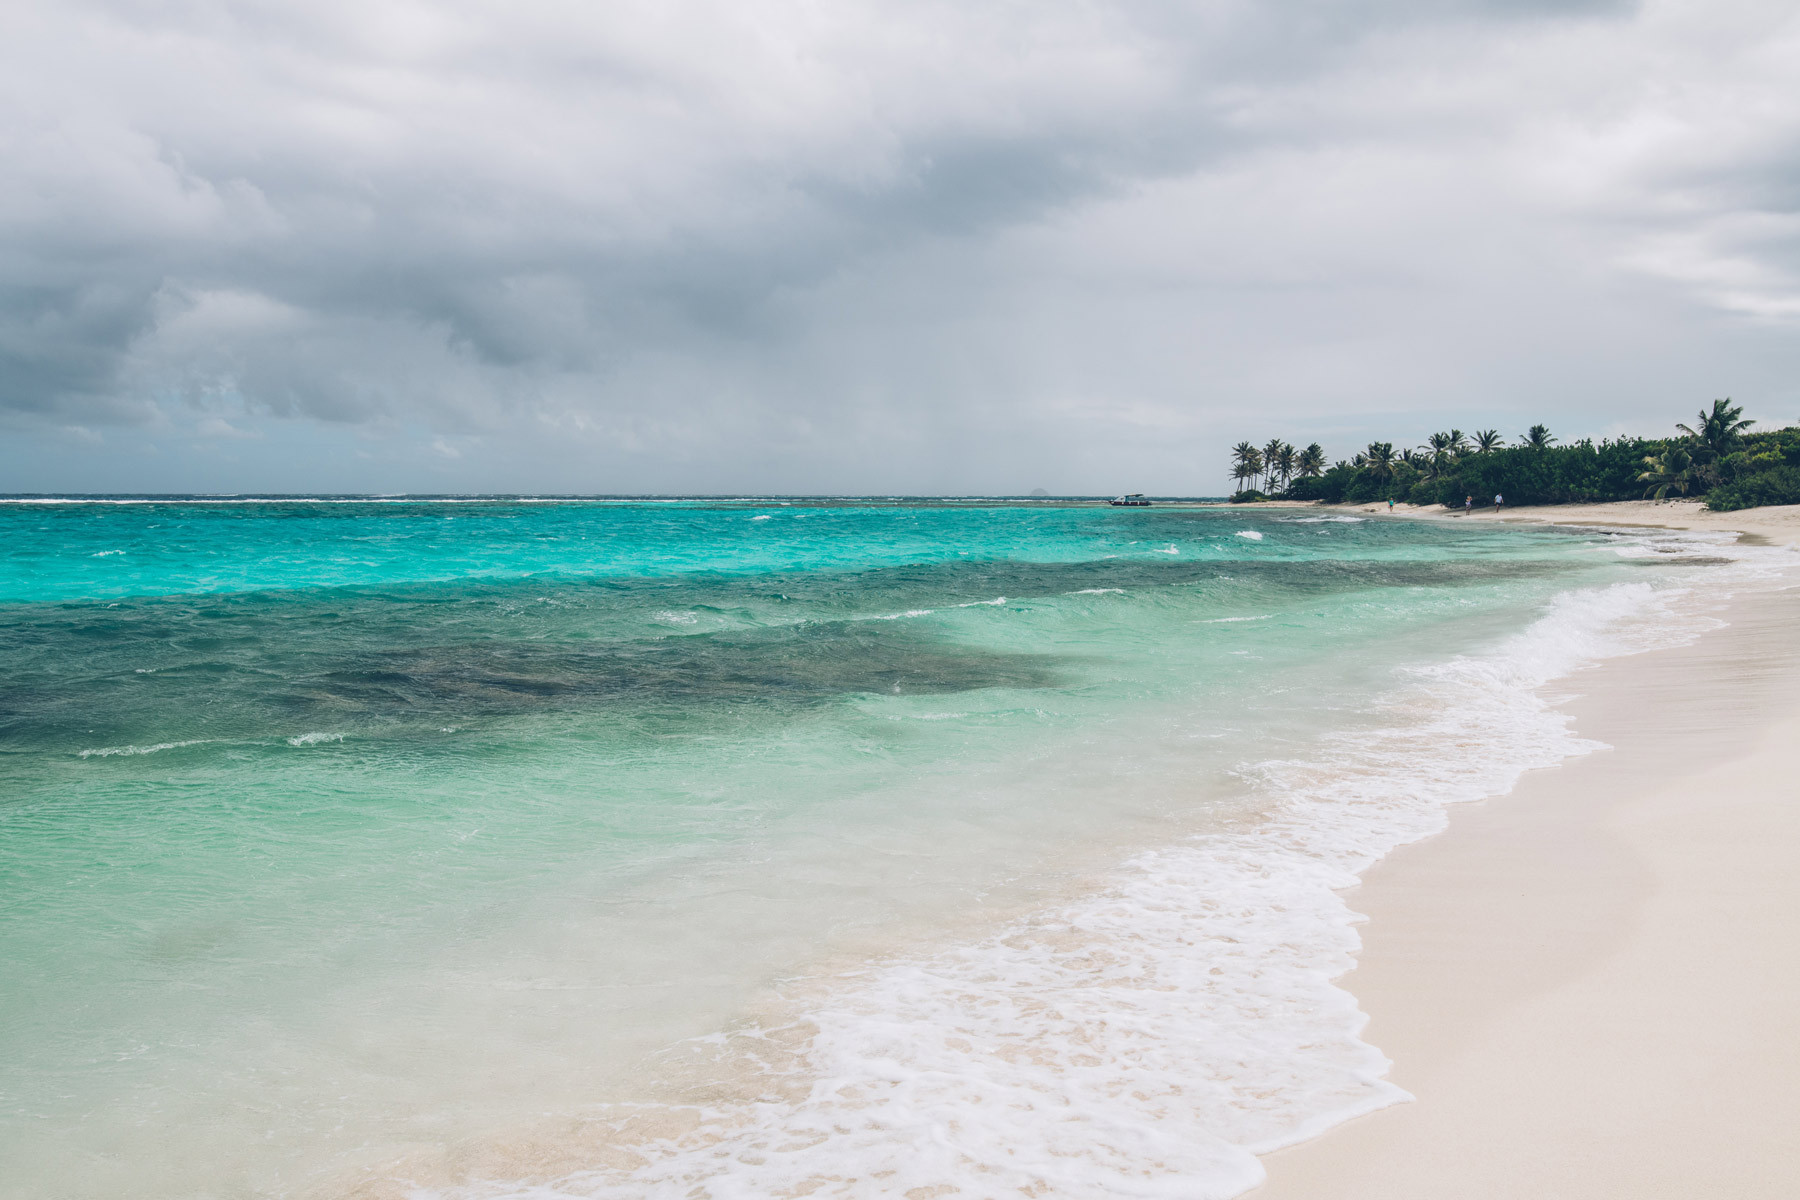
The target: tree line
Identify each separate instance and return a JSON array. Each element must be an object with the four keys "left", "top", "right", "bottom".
[
  {"left": 1227, "top": 401, "right": 1800, "bottom": 511},
  {"left": 1226, "top": 439, "right": 1327, "bottom": 493}
]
